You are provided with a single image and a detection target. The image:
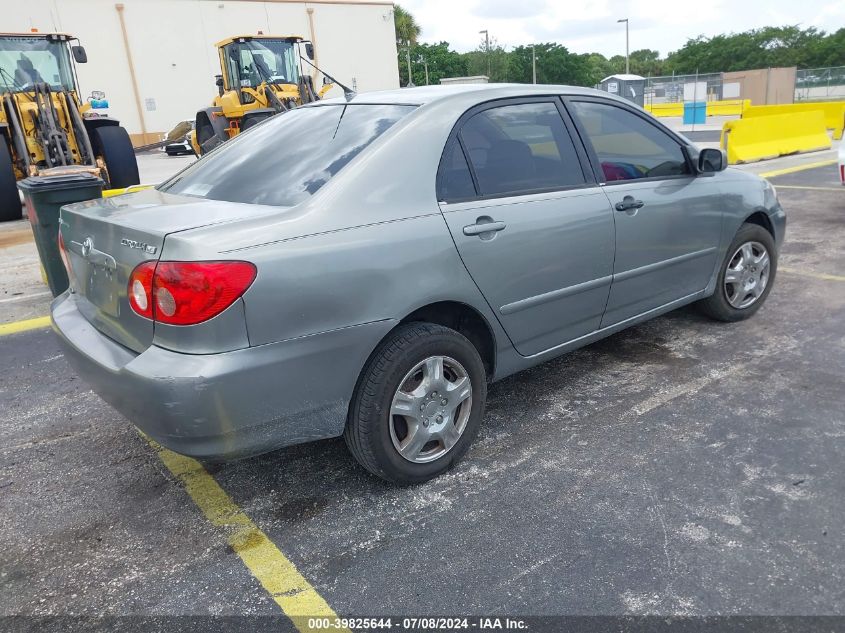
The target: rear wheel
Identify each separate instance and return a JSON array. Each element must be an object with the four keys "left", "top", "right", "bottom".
[
  {"left": 0, "top": 136, "right": 21, "bottom": 222},
  {"left": 89, "top": 125, "right": 140, "bottom": 189},
  {"left": 697, "top": 223, "right": 777, "bottom": 322},
  {"left": 344, "top": 323, "right": 487, "bottom": 484}
]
